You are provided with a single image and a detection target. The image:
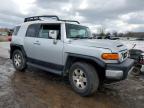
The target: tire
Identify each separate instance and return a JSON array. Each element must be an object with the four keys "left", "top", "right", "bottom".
[
  {"left": 69, "top": 62, "right": 99, "bottom": 96},
  {"left": 12, "top": 50, "right": 27, "bottom": 71}
]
